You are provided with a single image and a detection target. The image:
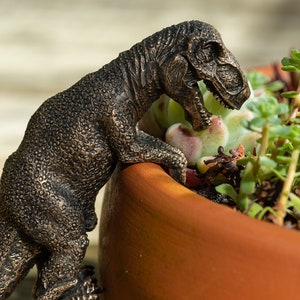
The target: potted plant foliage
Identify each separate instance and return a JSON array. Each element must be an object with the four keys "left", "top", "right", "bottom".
[{"left": 99, "top": 50, "right": 300, "bottom": 299}]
